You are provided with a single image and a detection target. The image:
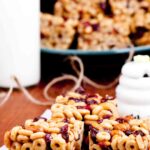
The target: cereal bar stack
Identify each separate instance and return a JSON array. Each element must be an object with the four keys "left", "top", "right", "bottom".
[
  {"left": 40, "top": 0, "right": 150, "bottom": 50},
  {"left": 40, "top": 13, "right": 75, "bottom": 49},
  {"left": 4, "top": 116, "right": 84, "bottom": 150},
  {"left": 89, "top": 115, "right": 150, "bottom": 150},
  {"left": 4, "top": 90, "right": 150, "bottom": 149}
]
